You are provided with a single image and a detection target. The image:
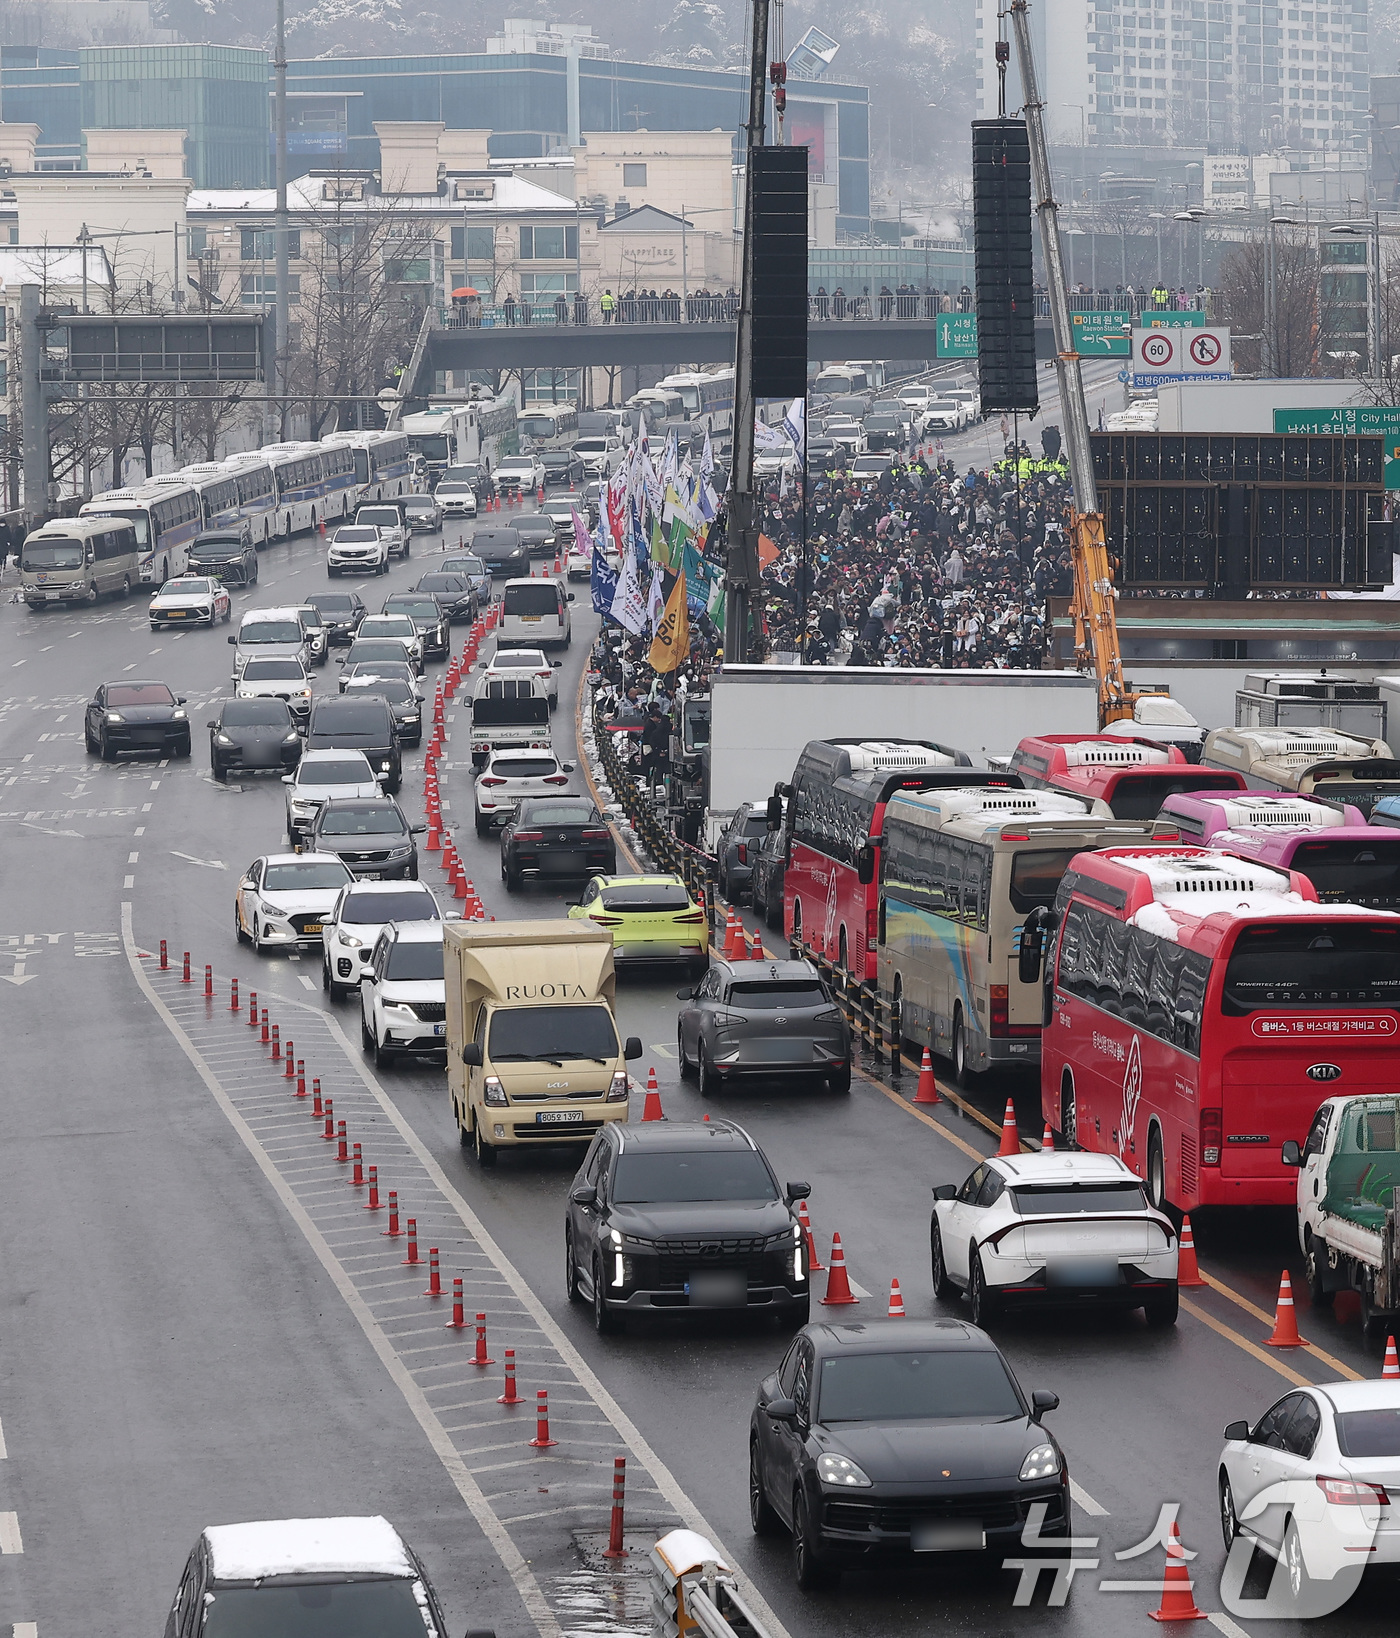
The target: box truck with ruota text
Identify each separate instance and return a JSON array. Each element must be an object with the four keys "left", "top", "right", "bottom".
[{"left": 443, "top": 920, "right": 641, "bottom": 1168}]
